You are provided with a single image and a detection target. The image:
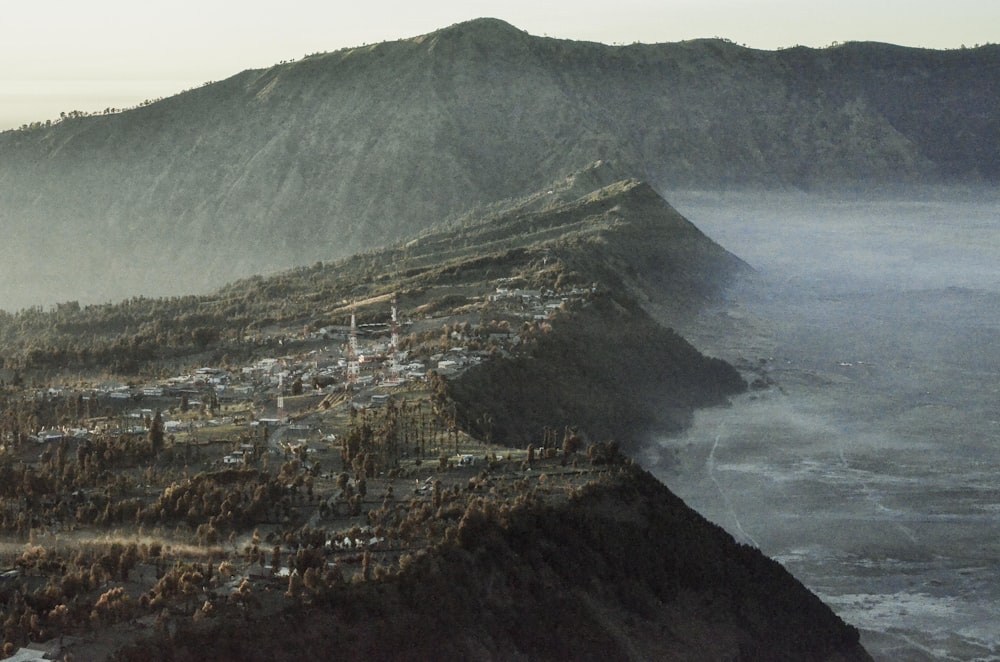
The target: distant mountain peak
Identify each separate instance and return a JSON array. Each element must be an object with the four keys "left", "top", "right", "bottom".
[
  {"left": 444, "top": 17, "right": 525, "bottom": 34},
  {"left": 0, "top": 20, "right": 996, "bottom": 309},
  {"left": 416, "top": 16, "right": 532, "bottom": 53}
]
